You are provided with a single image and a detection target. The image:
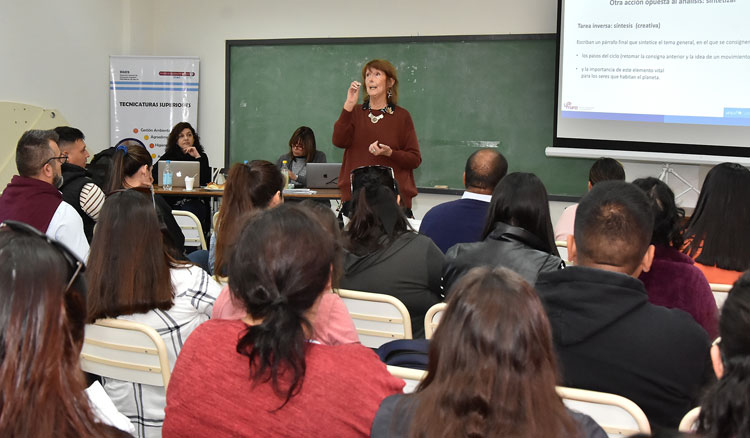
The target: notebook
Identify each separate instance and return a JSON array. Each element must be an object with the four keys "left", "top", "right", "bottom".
[
  {"left": 157, "top": 161, "right": 200, "bottom": 188},
  {"left": 306, "top": 163, "right": 341, "bottom": 189}
]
